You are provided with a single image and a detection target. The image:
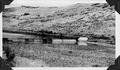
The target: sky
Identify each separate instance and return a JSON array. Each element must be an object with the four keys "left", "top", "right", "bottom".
[{"left": 5, "top": 0, "right": 106, "bottom": 8}]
